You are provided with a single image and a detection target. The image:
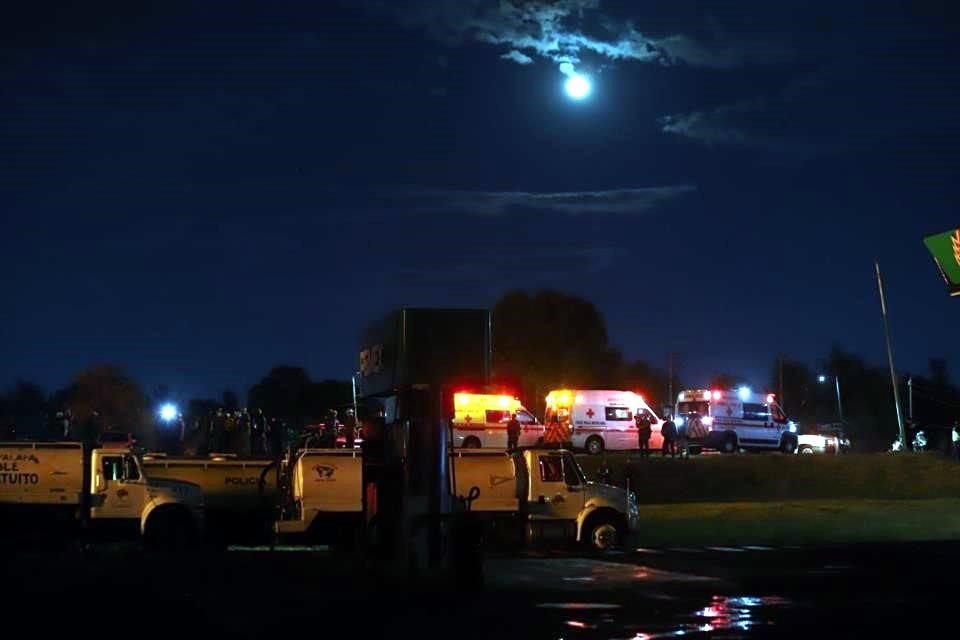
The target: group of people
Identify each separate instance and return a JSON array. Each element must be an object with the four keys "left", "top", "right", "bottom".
[
  {"left": 302, "top": 408, "right": 360, "bottom": 449},
  {"left": 635, "top": 413, "right": 687, "bottom": 457}
]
